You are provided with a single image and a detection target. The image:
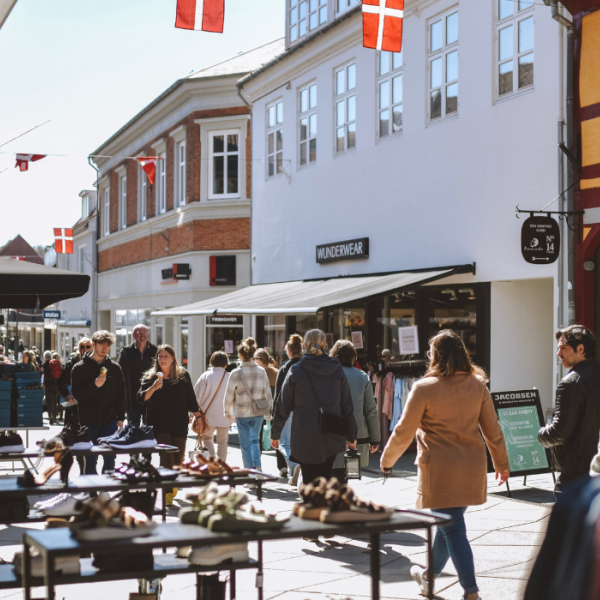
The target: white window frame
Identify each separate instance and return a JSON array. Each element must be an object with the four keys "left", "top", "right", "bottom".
[
  {"left": 119, "top": 174, "right": 127, "bottom": 230},
  {"left": 137, "top": 161, "right": 147, "bottom": 222},
  {"left": 334, "top": 62, "right": 356, "bottom": 155},
  {"left": 289, "top": 0, "right": 327, "bottom": 43},
  {"left": 81, "top": 195, "right": 89, "bottom": 220},
  {"left": 496, "top": 0, "right": 534, "bottom": 99},
  {"left": 157, "top": 153, "right": 166, "bottom": 214},
  {"left": 266, "top": 100, "right": 284, "bottom": 179},
  {"left": 336, "top": 0, "right": 359, "bottom": 15},
  {"left": 65, "top": 254, "right": 72, "bottom": 271},
  {"left": 298, "top": 83, "right": 317, "bottom": 168},
  {"left": 78, "top": 245, "right": 86, "bottom": 274},
  {"left": 208, "top": 129, "right": 241, "bottom": 200},
  {"left": 175, "top": 140, "right": 186, "bottom": 207},
  {"left": 377, "top": 50, "right": 403, "bottom": 139},
  {"left": 102, "top": 187, "right": 110, "bottom": 236},
  {"left": 428, "top": 9, "right": 459, "bottom": 122}
]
